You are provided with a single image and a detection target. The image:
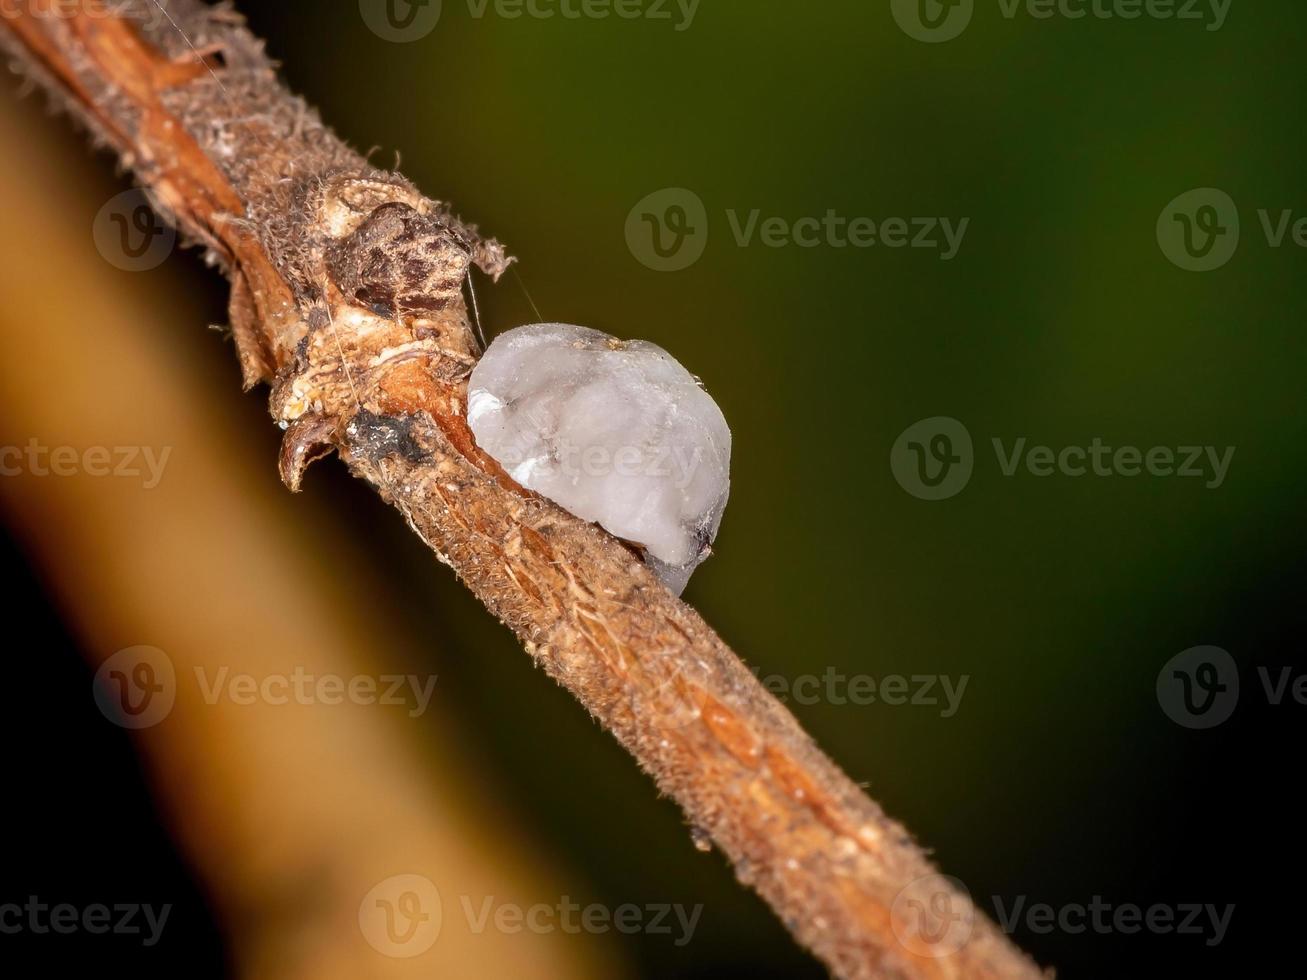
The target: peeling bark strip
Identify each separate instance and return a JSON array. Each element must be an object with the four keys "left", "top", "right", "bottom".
[{"left": 1, "top": 4, "right": 1042, "bottom": 977}]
